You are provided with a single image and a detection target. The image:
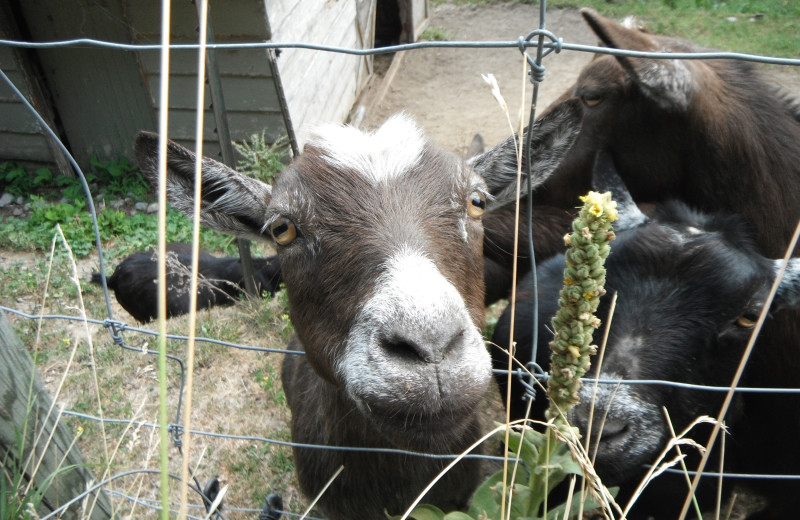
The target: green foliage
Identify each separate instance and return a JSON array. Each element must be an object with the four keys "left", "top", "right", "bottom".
[
  {"left": 395, "top": 426, "right": 613, "bottom": 520},
  {"left": 1, "top": 162, "right": 53, "bottom": 197},
  {"left": 0, "top": 156, "right": 149, "bottom": 203},
  {"left": 89, "top": 155, "right": 149, "bottom": 199},
  {"left": 1, "top": 205, "right": 236, "bottom": 258},
  {"left": 433, "top": 0, "right": 797, "bottom": 58},
  {"left": 233, "top": 132, "right": 288, "bottom": 185},
  {"left": 254, "top": 363, "right": 286, "bottom": 407},
  {"left": 546, "top": 0, "right": 799, "bottom": 57},
  {"left": 419, "top": 27, "right": 450, "bottom": 41}
]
